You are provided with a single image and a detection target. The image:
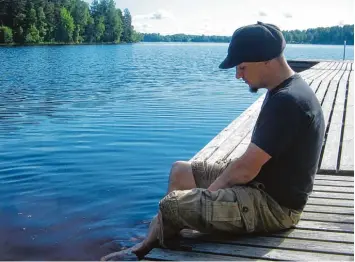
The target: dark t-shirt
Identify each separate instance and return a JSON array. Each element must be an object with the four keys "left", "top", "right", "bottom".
[{"left": 251, "top": 74, "right": 325, "bottom": 210}]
